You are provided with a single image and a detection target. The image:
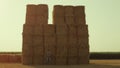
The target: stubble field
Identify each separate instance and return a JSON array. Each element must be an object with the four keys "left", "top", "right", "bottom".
[{"left": 0, "top": 60, "right": 120, "bottom": 68}]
